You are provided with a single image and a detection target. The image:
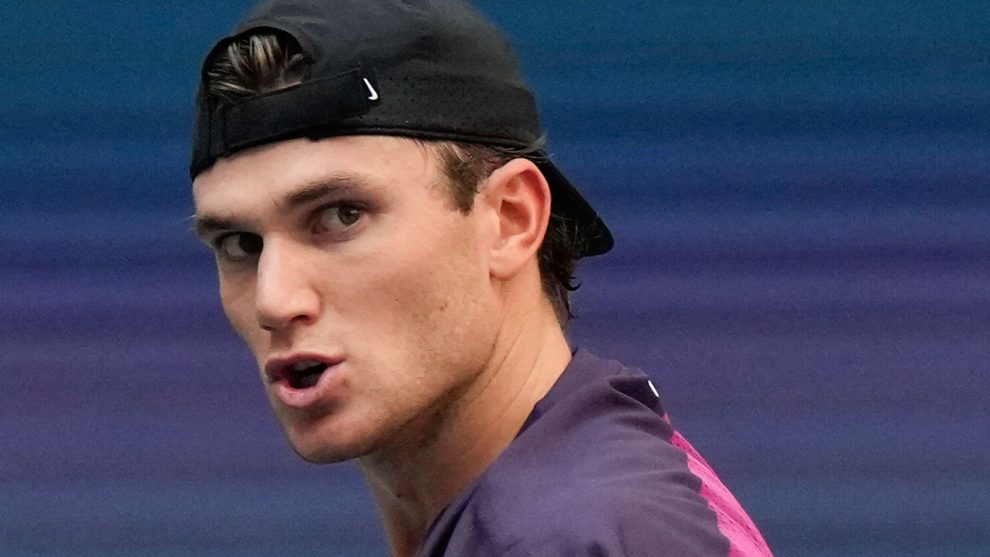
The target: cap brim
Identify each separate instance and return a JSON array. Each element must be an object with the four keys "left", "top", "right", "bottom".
[{"left": 538, "top": 160, "right": 614, "bottom": 257}]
